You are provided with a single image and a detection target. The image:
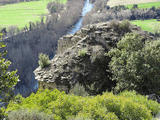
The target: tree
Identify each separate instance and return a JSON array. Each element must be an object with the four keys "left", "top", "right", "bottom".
[
  {"left": 0, "top": 41, "right": 18, "bottom": 119},
  {"left": 0, "top": 42, "right": 18, "bottom": 102},
  {"left": 107, "top": 33, "right": 160, "bottom": 95}
]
